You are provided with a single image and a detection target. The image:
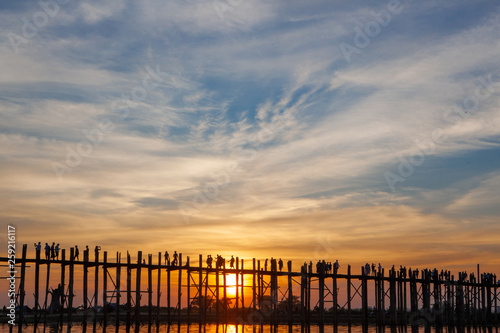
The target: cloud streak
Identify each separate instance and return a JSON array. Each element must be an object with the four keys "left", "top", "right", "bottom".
[{"left": 0, "top": 0, "right": 499, "bottom": 284}]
